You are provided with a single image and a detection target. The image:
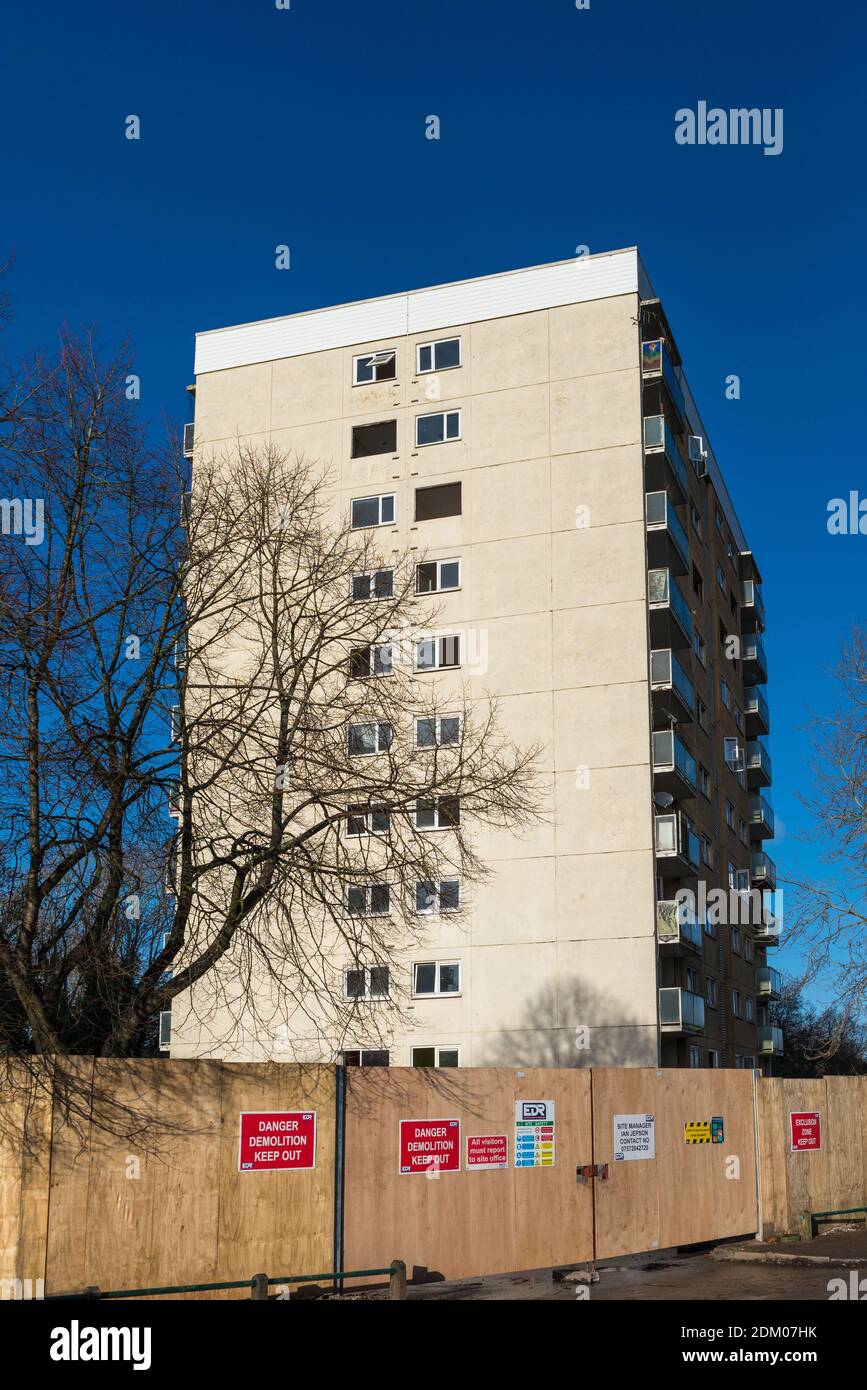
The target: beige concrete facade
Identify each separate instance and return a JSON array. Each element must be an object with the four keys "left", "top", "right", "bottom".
[{"left": 172, "top": 251, "right": 775, "bottom": 1072}]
